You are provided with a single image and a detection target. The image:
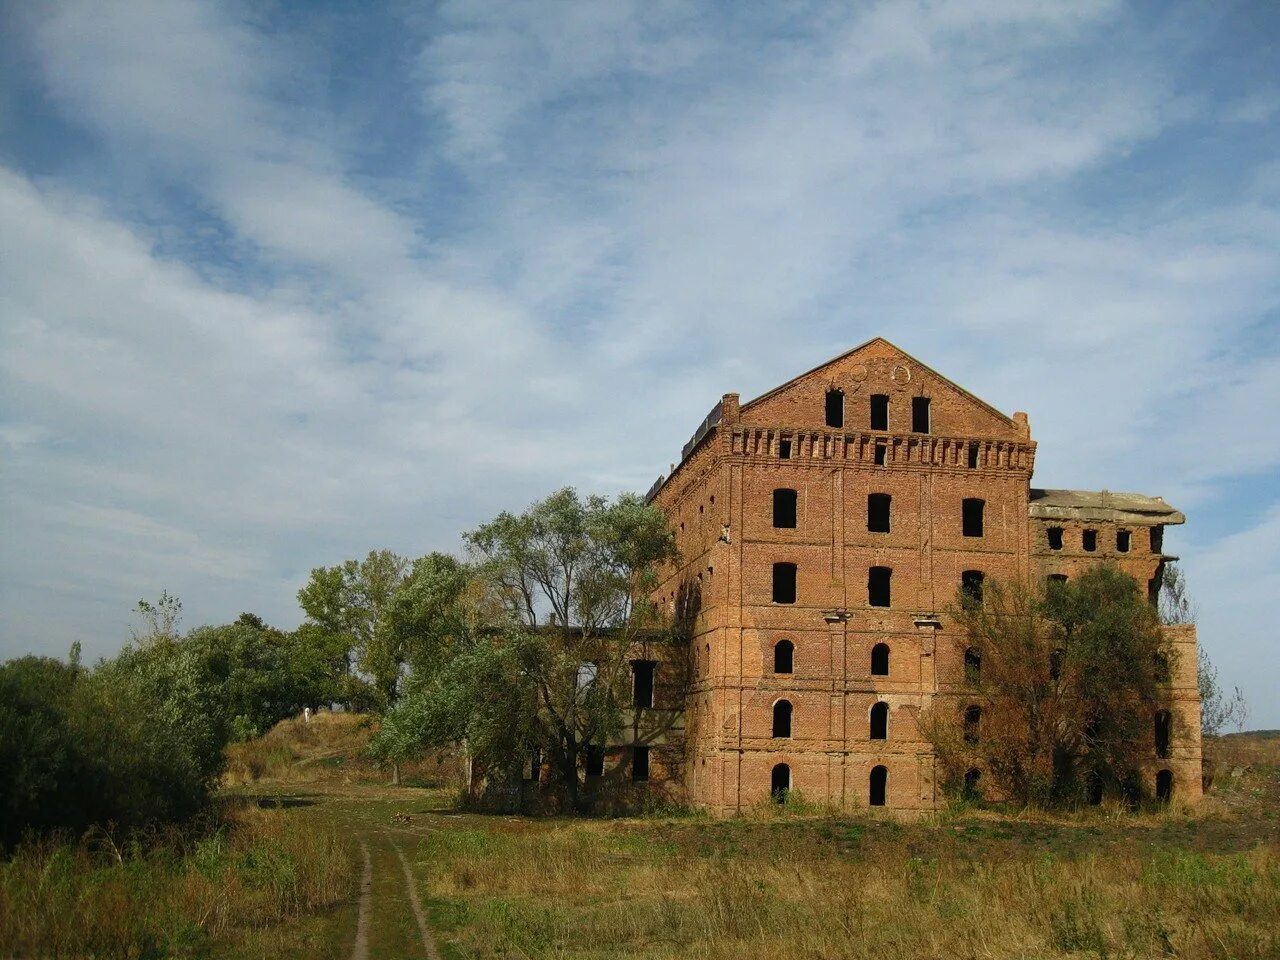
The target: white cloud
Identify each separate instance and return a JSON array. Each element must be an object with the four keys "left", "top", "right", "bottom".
[{"left": 2, "top": 0, "right": 1278, "bottom": 725}]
